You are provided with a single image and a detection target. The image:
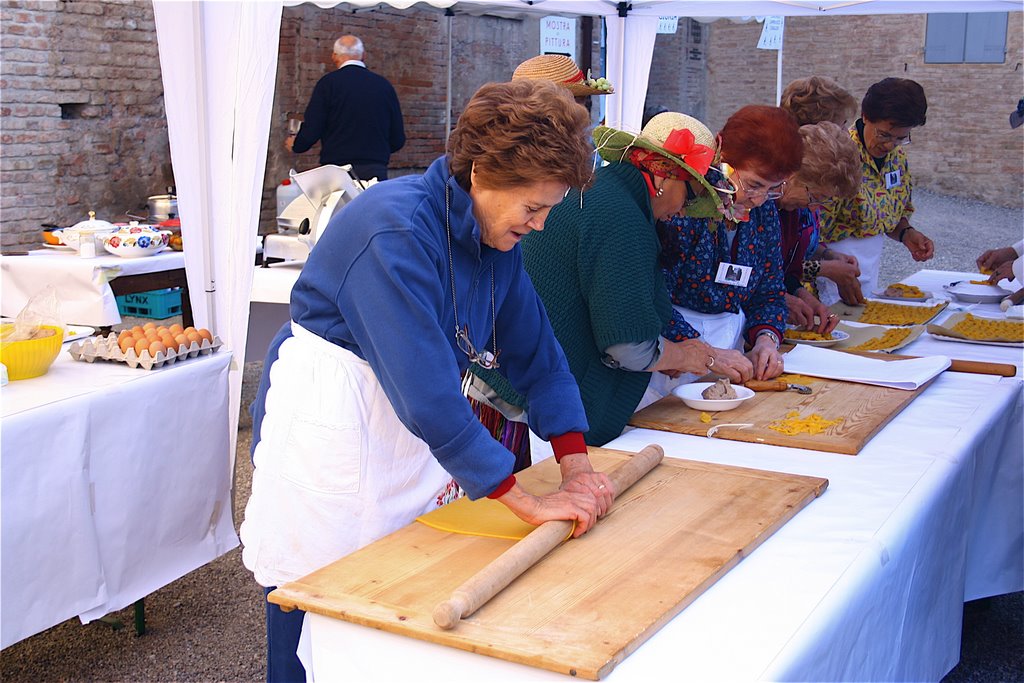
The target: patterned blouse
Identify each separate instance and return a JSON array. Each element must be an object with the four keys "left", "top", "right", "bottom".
[
  {"left": 819, "top": 121, "right": 914, "bottom": 242},
  {"left": 657, "top": 202, "right": 787, "bottom": 346}
]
